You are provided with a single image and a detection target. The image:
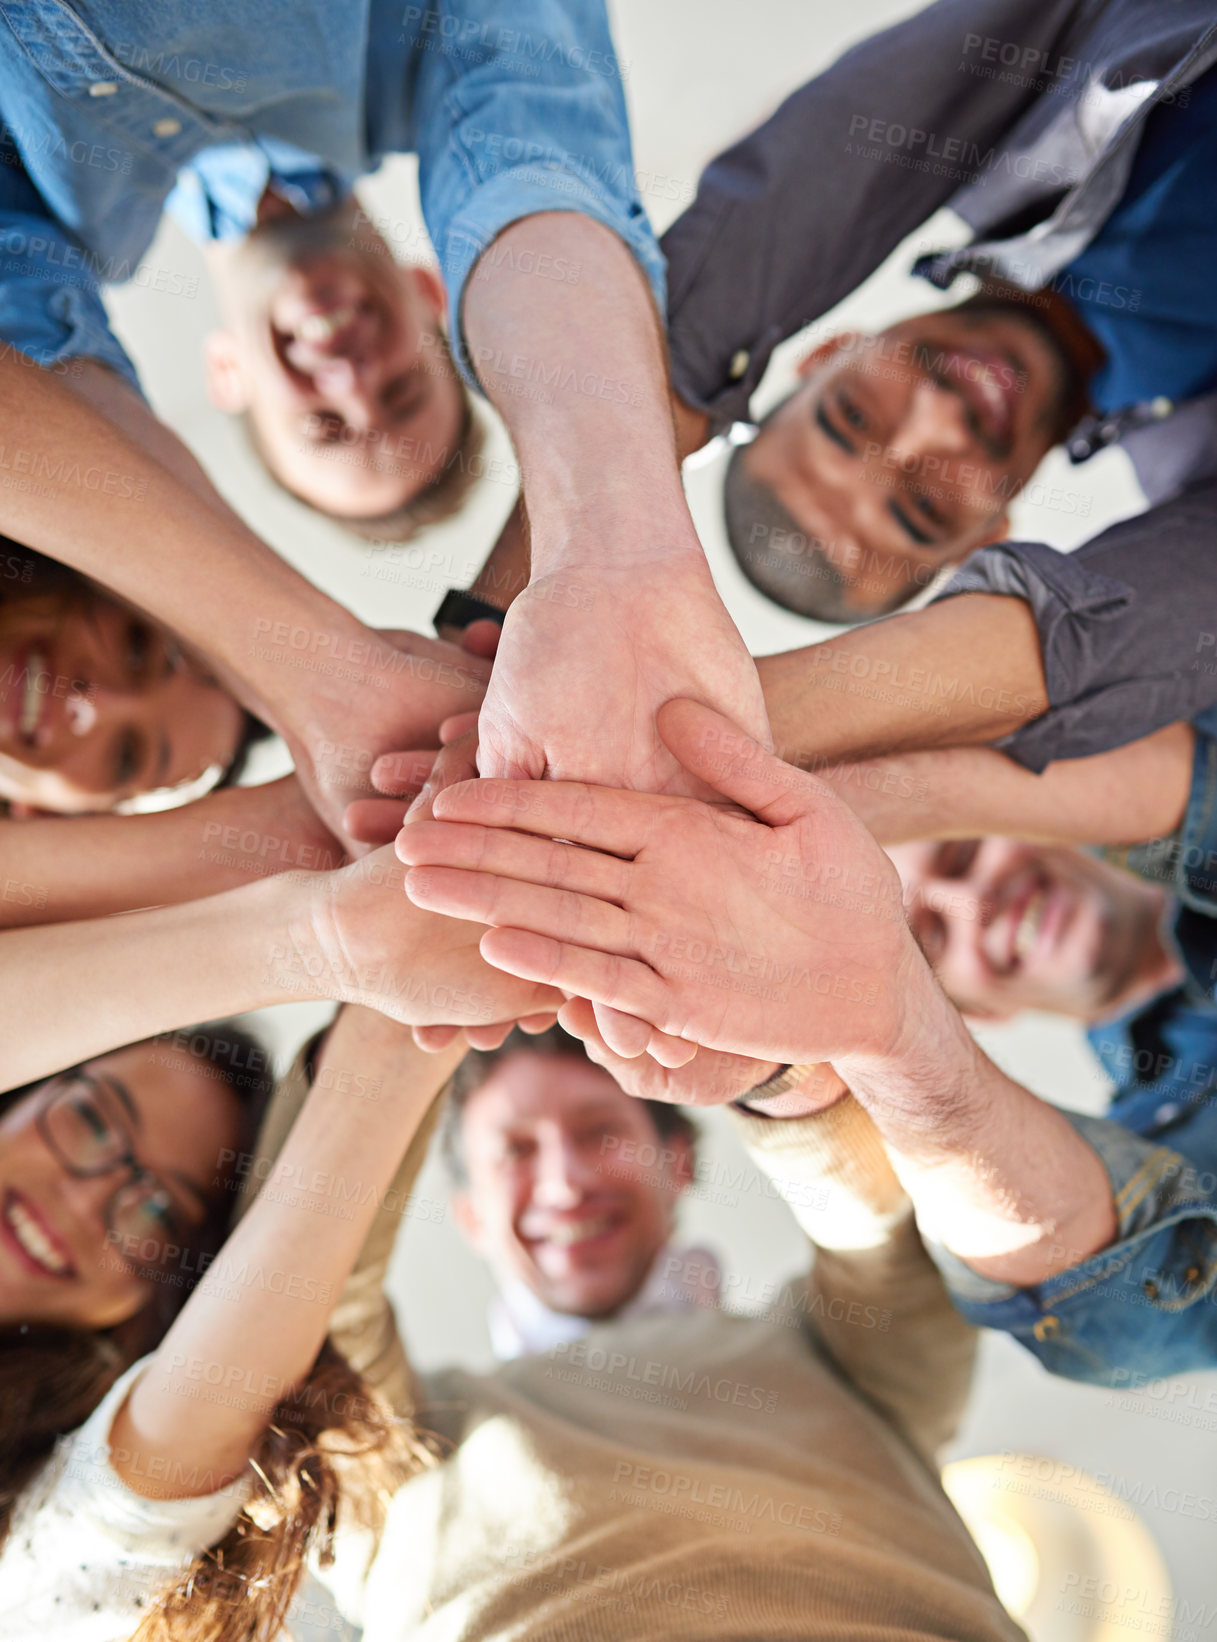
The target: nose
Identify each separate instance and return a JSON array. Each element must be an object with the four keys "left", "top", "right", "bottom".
[
  {"left": 532, "top": 1134, "right": 595, "bottom": 1210},
  {"left": 313, "top": 357, "right": 381, "bottom": 432},
  {"left": 894, "top": 378, "right": 974, "bottom": 460}
]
